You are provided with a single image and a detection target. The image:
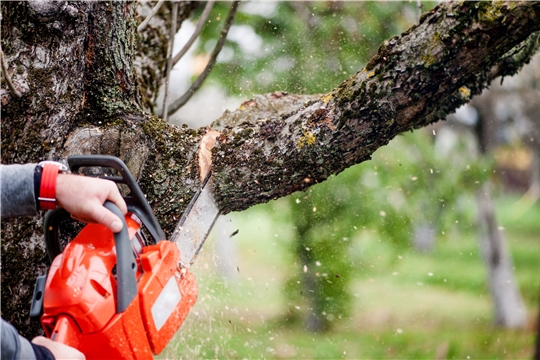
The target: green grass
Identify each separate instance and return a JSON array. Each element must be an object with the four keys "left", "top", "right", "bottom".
[
  {"left": 158, "top": 195, "right": 540, "bottom": 359},
  {"left": 496, "top": 194, "right": 540, "bottom": 235}
]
